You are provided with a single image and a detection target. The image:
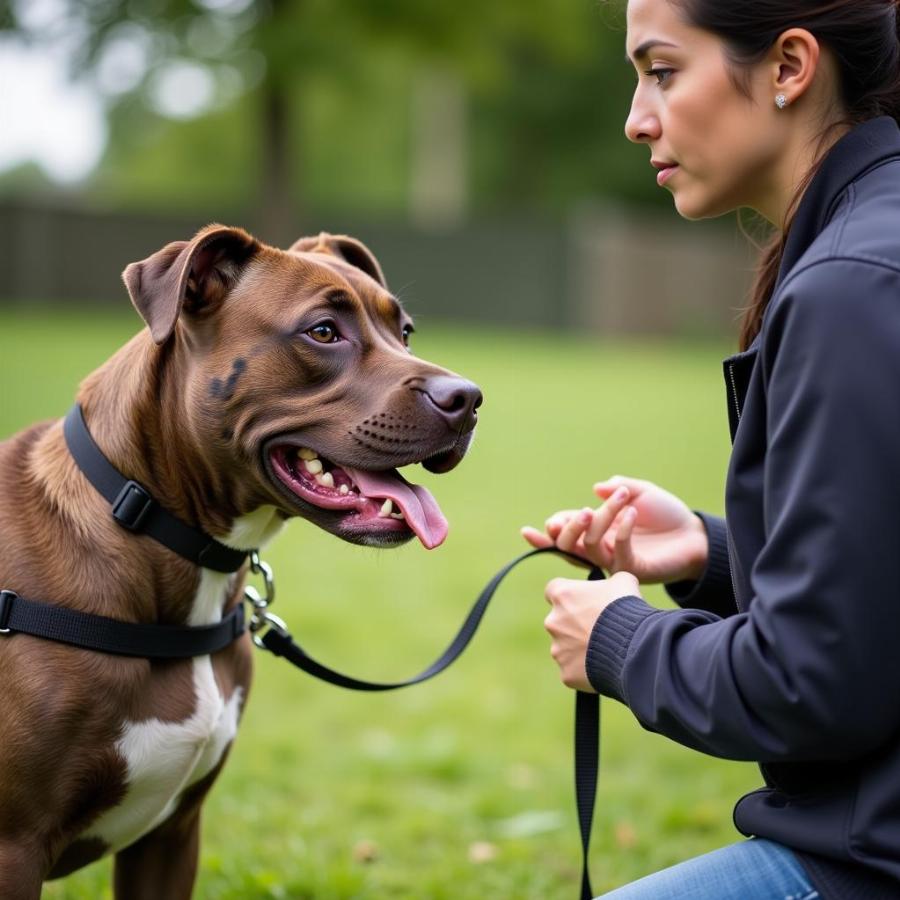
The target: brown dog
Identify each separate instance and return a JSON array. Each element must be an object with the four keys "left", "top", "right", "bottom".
[{"left": 0, "top": 225, "right": 480, "bottom": 899}]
